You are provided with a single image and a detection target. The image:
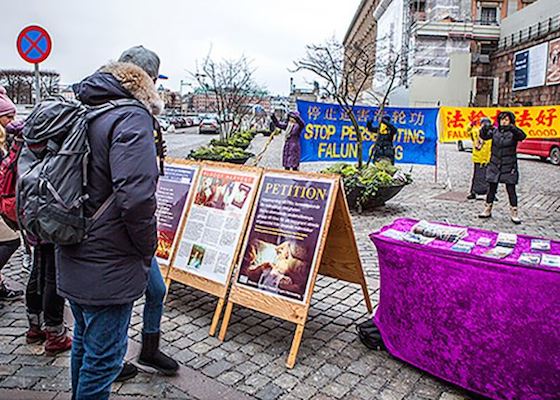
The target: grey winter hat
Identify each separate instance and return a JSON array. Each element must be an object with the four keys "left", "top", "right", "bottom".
[{"left": 118, "top": 46, "right": 160, "bottom": 80}]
